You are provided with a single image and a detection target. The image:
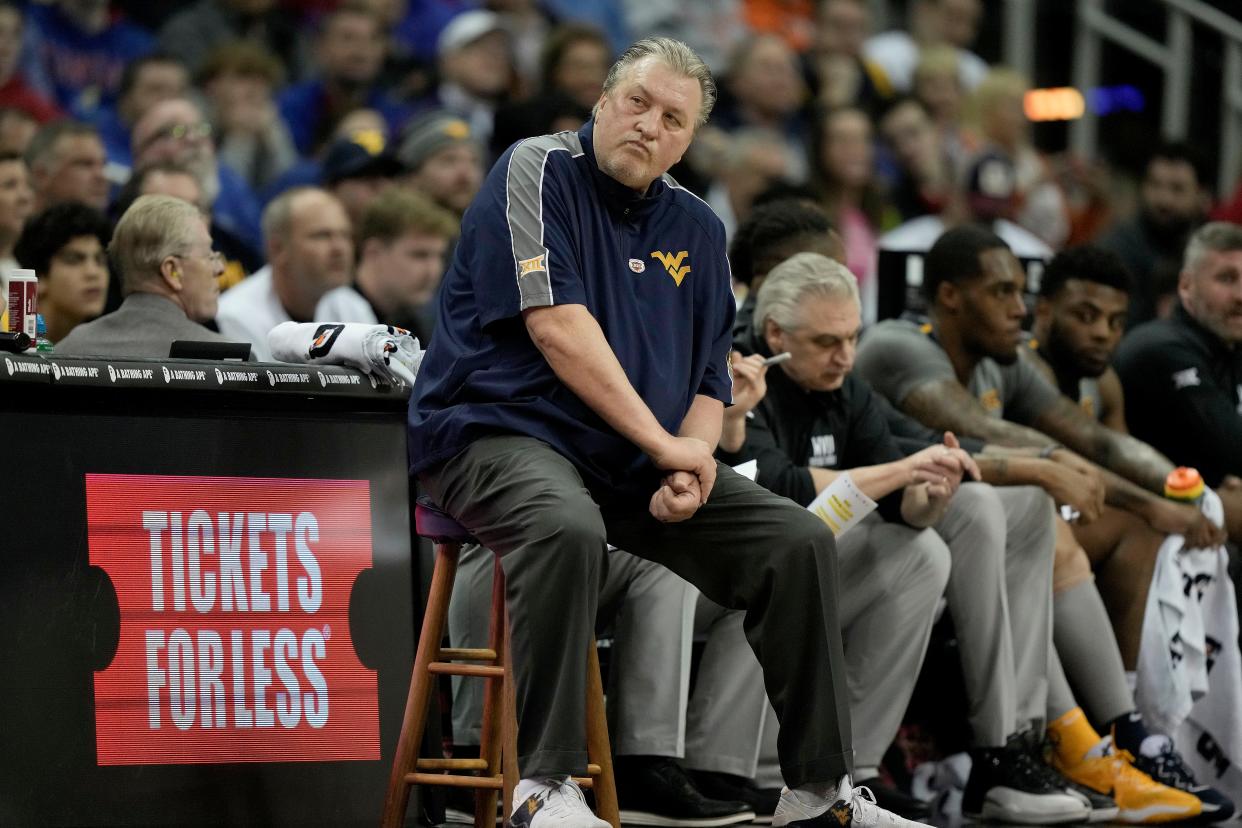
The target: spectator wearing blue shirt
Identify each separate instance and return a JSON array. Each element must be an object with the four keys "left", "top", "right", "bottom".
[
  {"left": 22, "top": 0, "right": 153, "bottom": 117},
  {"left": 408, "top": 36, "right": 926, "bottom": 828},
  {"left": 278, "top": 6, "right": 409, "bottom": 157}
]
